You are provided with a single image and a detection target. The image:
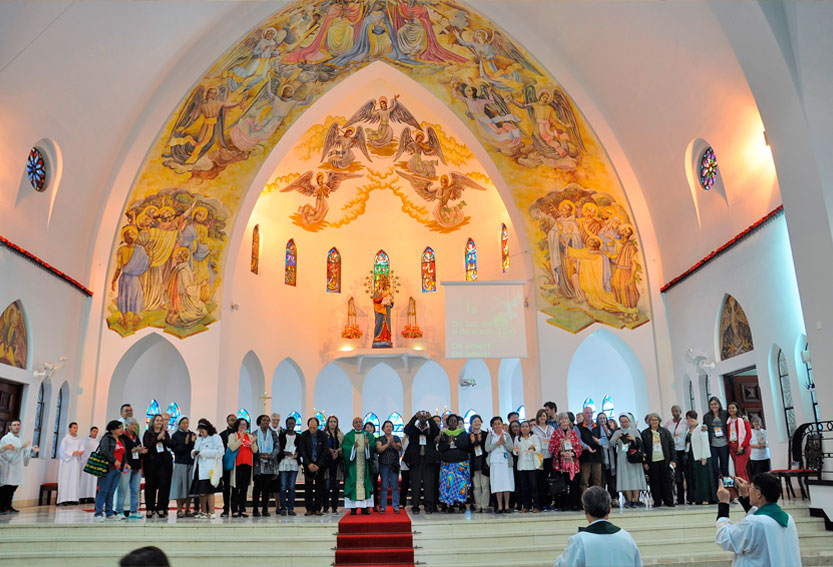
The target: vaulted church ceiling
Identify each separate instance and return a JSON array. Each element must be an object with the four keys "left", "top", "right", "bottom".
[{"left": 106, "top": 0, "right": 650, "bottom": 339}]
